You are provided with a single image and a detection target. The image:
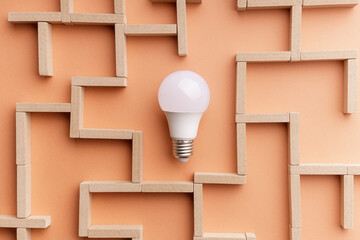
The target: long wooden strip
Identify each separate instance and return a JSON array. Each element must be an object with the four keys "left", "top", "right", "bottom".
[
  {"left": 341, "top": 175, "right": 354, "bottom": 229},
  {"left": 194, "top": 184, "right": 203, "bottom": 237},
  {"left": 303, "top": 0, "right": 358, "bottom": 8},
  {"left": 89, "top": 181, "right": 141, "bottom": 193},
  {"left": 79, "top": 129, "right": 133, "bottom": 140},
  {"left": 16, "top": 112, "right": 31, "bottom": 165},
  {"left": 237, "top": 123, "right": 247, "bottom": 174},
  {"left": 124, "top": 24, "right": 177, "bottom": 36},
  {"left": 16, "top": 103, "right": 71, "bottom": 112},
  {"left": 17, "top": 165, "right": 31, "bottom": 218},
  {"left": 344, "top": 59, "right": 358, "bottom": 114},
  {"left": 289, "top": 174, "right": 301, "bottom": 227},
  {"left": 290, "top": 164, "right": 348, "bottom": 175},
  {"left": 88, "top": 225, "right": 142, "bottom": 238},
  {"left": 194, "top": 172, "right": 246, "bottom": 184},
  {"left": 72, "top": 77, "right": 127, "bottom": 87},
  {"left": 8, "top": 12, "right": 62, "bottom": 23},
  {"left": 290, "top": 6, "right": 301, "bottom": 61},
  {"left": 288, "top": 113, "right": 300, "bottom": 165},
  {"left": 236, "top": 62, "right": 246, "bottom": 114},
  {"left": 79, "top": 183, "right": 92, "bottom": 237},
  {"left": 236, "top": 51, "right": 291, "bottom": 62},
  {"left": 38, "top": 22, "right": 53, "bottom": 76},
  {"left": 132, "top": 131, "right": 143, "bottom": 183},
  {"left": 70, "top": 13, "right": 125, "bottom": 25},
  {"left": 176, "top": 0, "right": 187, "bottom": 56},
  {"left": 70, "top": 86, "right": 84, "bottom": 138},
  {"left": 0, "top": 215, "right": 51, "bottom": 228},
  {"left": 115, "top": 24, "right": 127, "bottom": 77},
  {"left": 236, "top": 113, "right": 290, "bottom": 123},
  {"left": 142, "top": 181, "right": 194, "bottom": 192}
]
